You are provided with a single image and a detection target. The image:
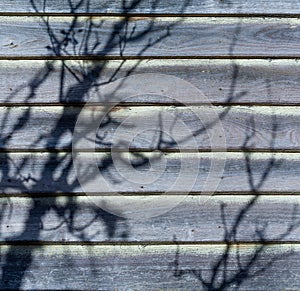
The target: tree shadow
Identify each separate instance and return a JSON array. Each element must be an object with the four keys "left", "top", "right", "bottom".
[
  {"left": 0, "top": 0, "right": 295, "bottom": 290},
  {"left": 0, "top": 0, "right": 191, "bottom": 288},
  {"left": 170, "top": 82, "right": 300, "bottom": 290}
]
